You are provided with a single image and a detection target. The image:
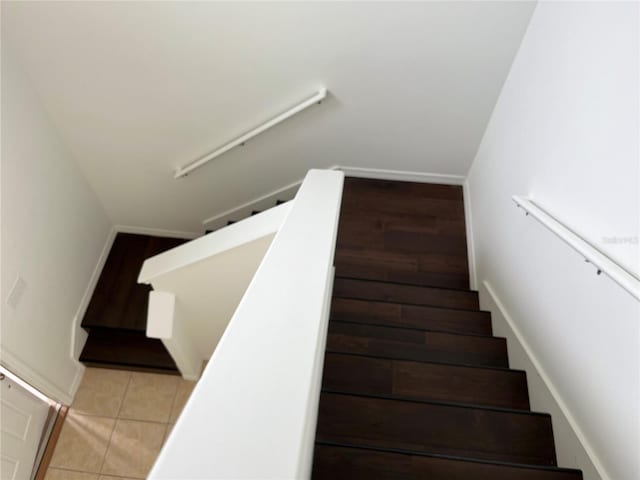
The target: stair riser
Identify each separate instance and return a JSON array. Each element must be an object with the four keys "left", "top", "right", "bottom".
[
  {"left": 316, "top": 393, "right": 557, "bottom": 466},
  {"left": 80, "top": 328, "right": 178, "bottom": 373},
  {"left": 313, "top": 445, "right": 581, "bottom": 480},
  {"left": 335, "top": 264, "right": 470, "bottom": 289},
  {"left": 322, "top": 353, "right": 530, "bottom": 410},
  {"left": 334, "top": 277, "right": 479, "bottom": 310},
  {"left": 327, "top": 322, "right": 509, "bottom": 368},
  {"left": 331, "top": 298, "right": 492, "bottom": 335}
]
